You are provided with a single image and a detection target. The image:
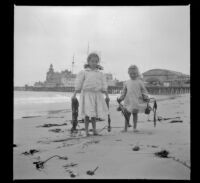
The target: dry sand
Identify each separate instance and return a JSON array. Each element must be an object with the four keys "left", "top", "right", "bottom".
[{"left": 13, "top": 94, "right": 190, "bottom": 180}]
